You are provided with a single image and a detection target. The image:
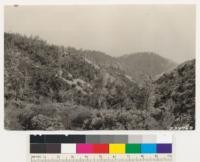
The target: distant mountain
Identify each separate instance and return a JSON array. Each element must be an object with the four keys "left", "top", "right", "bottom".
[
  {"left": 146, "top": 59, "right": 195, "bottom": 130},
  {"left": 83, "top": 51, "right": 177, "bottom": 84},
  {"left": 116, "top": 52, "right": 176, "bottom": 83}
]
